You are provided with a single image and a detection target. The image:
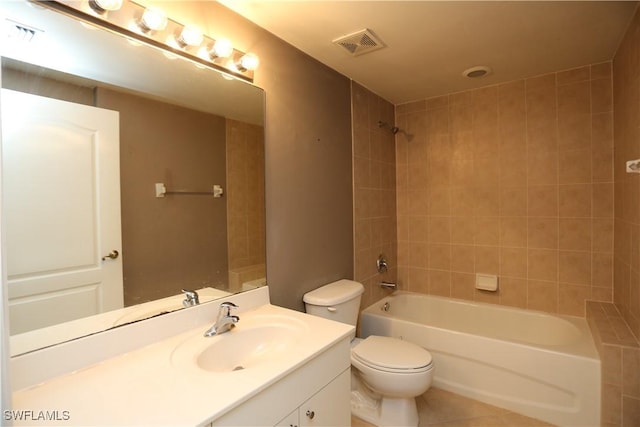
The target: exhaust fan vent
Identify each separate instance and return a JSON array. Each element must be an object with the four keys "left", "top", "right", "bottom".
[
  {"left": 4, "top": 19, "right": 42, "bottom": 43},
  {"left": 333, "top": 29, "right": 385, "bottom": 56}
]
